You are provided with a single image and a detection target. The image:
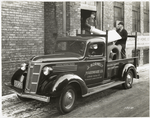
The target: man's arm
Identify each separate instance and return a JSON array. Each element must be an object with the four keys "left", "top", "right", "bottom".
[
  {"left": 85, "top": 18, "right": 91, "bottom": 28},
  {"left": 94, "top": 20, "right": 97, "bottom": 28},
  {"left": 121, "top": 30, "right": 128, "bottom": 40}
]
